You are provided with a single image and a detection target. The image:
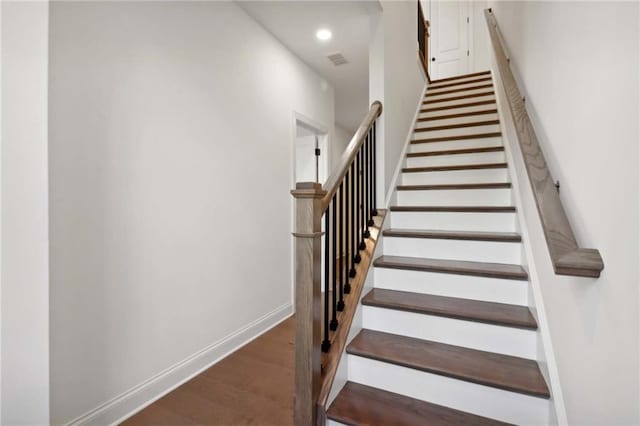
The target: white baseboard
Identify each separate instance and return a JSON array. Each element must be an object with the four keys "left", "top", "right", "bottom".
[{"left": 66, "top": 303, "right": 293, "bottom": 426}]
